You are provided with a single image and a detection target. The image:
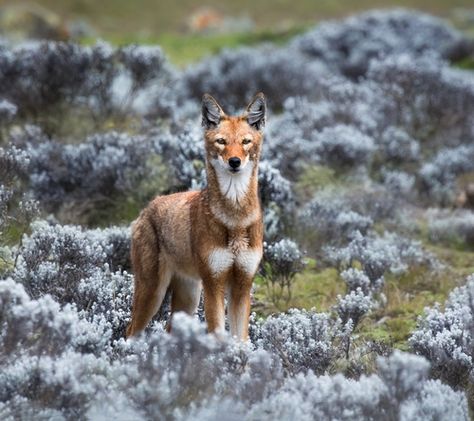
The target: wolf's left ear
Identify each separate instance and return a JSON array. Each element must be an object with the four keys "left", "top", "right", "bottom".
[
  {"left": 246, "top": 92, "right": 266, "bottom": 130},
  {"left": 202, "top": 94, "right": 224, "bottom": 129}
]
